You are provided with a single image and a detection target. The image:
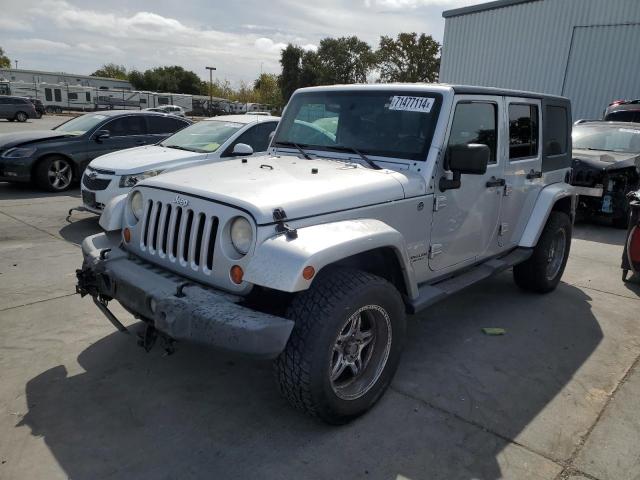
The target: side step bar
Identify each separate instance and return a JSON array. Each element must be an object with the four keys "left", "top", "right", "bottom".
[{"left": 407, "top": 248, "right": 533, "bottom": 314}]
